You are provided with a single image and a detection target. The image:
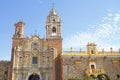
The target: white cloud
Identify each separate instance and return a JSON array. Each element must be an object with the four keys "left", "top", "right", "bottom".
[
  {"left": 114, "top": 13, "right": 120, "bottom": 22},
  {"left": 63, "top": 11, "right": 120, "bottom": 51}
]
